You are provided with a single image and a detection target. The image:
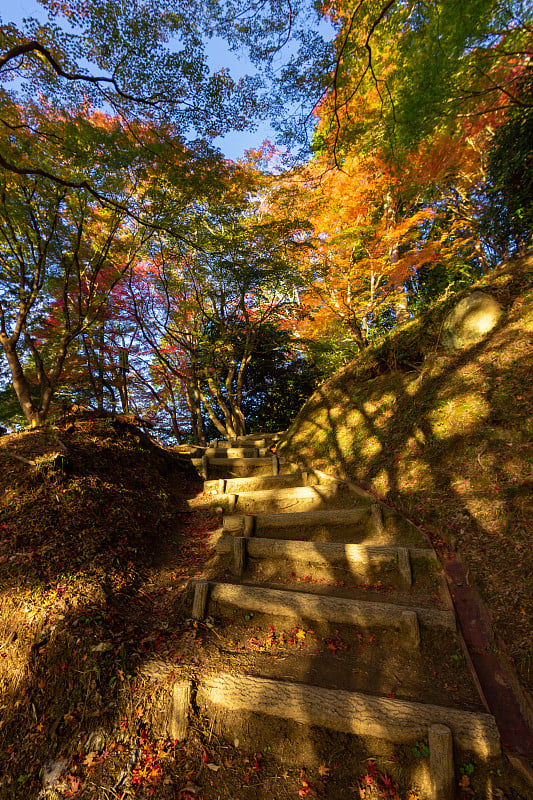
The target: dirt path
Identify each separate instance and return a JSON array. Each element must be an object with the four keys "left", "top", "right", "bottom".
[{"left": 174, "top": 436, "right": 533, "bottom": 799}]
